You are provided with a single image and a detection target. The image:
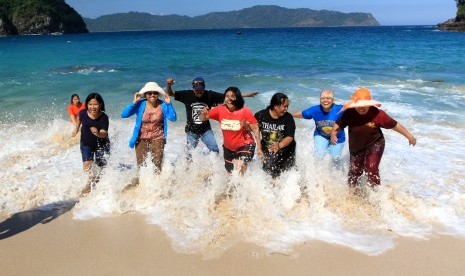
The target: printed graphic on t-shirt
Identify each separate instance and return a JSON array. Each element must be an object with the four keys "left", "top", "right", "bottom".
[
  {"left": 260, "top": 121, "right": 284, "bottom": 146},
  {"left": 268, "top": 131, "right": 282, "bottom": 143},
  {"left": 221, "top": 119, "right": 241, "bottom": 131},
  {"left": 191, "top": 103, "right": 207, "bottom": 124},
  {"left": 321, "top": 126, "right": 333, "bottom": 134},
  {"left": 316, "top": 120, "right": 335, "bottom": 136}
]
